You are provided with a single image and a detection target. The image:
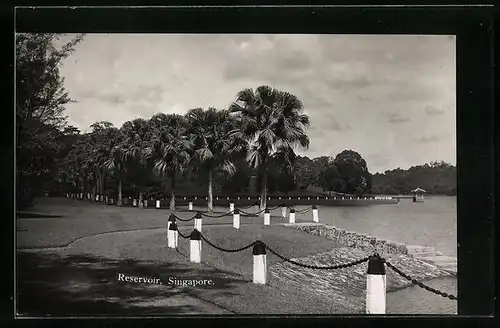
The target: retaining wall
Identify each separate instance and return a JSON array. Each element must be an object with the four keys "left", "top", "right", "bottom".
[{"left": 286, "top": 223, "right": 408, "bottom": 255}]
